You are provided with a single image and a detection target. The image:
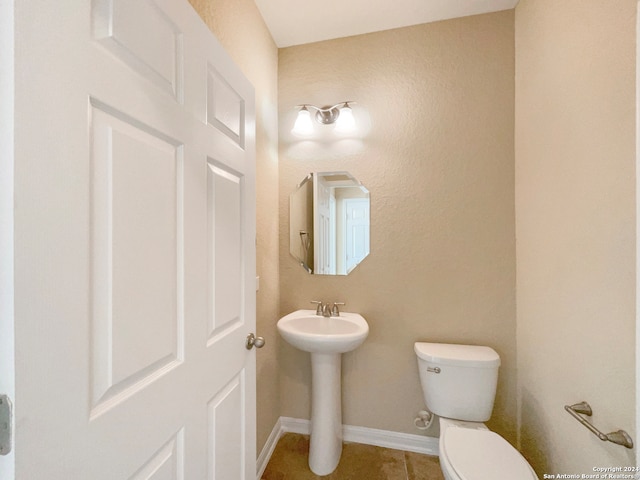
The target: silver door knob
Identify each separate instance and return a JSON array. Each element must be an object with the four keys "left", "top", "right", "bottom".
[{"left": 246, "top": 333, "right": 265, "bottom": 350}]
